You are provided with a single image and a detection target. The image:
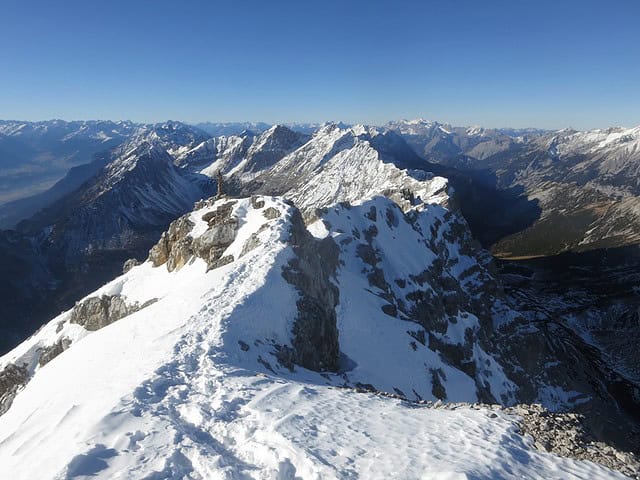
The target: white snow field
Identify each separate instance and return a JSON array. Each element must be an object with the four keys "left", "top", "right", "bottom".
[{"left": 0, "top": 197, "right": 627, "bottom": 479}]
